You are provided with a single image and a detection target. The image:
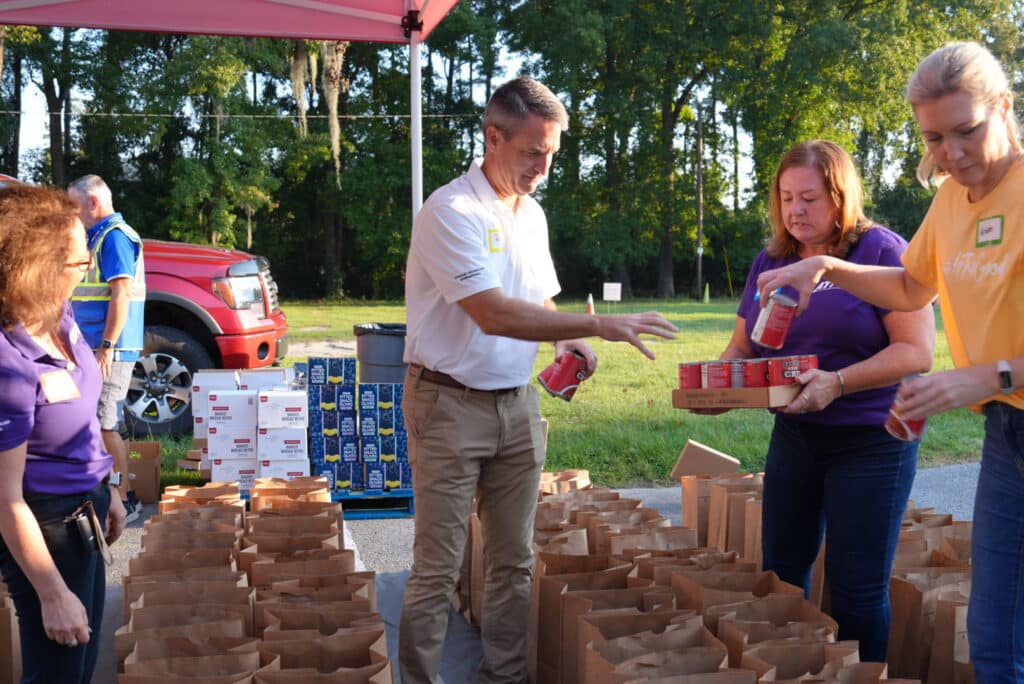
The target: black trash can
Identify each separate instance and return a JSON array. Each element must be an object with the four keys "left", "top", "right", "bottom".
[{"left": 353, "top": 323, "right": 408, "bottom": 383}]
